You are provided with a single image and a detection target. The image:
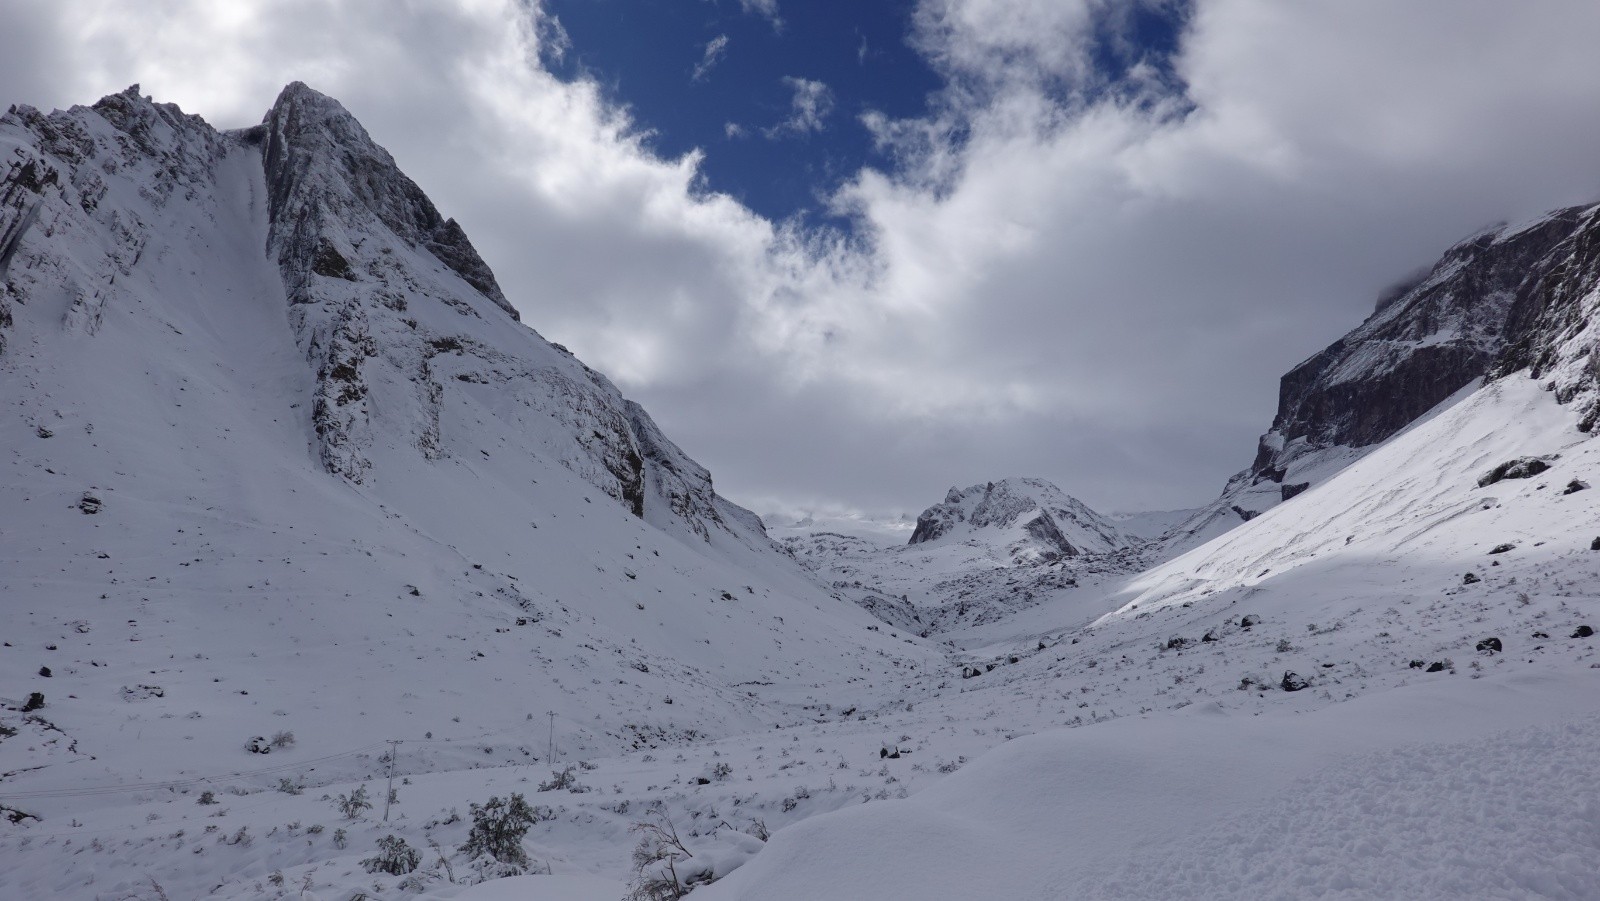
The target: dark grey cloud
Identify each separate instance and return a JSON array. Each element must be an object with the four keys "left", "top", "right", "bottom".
[{"left": 10, "top": 0, "right": 1600, "bottom": 528}]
